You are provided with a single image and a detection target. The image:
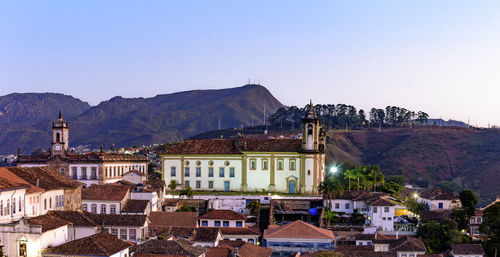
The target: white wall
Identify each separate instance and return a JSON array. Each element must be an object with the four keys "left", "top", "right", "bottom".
[
  {"left": 0, "top": 188, "right": 27, "bottom": 224},
  {"left": 130, "top": 191, "right": 158, "bottom": 212},
  {"left": 367, "top": 205, "right": 394, "bottom": 232},
  {"left": 200, "top": 219, "right": 245, "bottom": 227},
  {"left": 326, "top": 199, "right": 354, "bottom": 213},
  {"left": 104, "top": 225, "right": 147, "bottom": 243},
  {"left": 82, "top": 201, "right": 121, "bottom": 214},
  {"left": 40, "top": 190, "right": 65, "bottom": 215}
]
